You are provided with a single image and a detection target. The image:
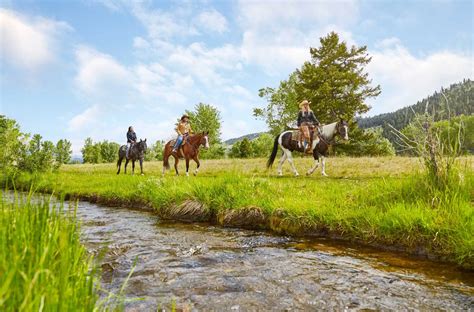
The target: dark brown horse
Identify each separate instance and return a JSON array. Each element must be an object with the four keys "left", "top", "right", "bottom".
[
  {"left": 267, "top": 120, "right": 349, "bottom": 177},
  {"left": 162, "top": 132, "right": 209, "bottom": 176},
  {"left": 117, "top": 139, "right": 147, "bottom": 175}
]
